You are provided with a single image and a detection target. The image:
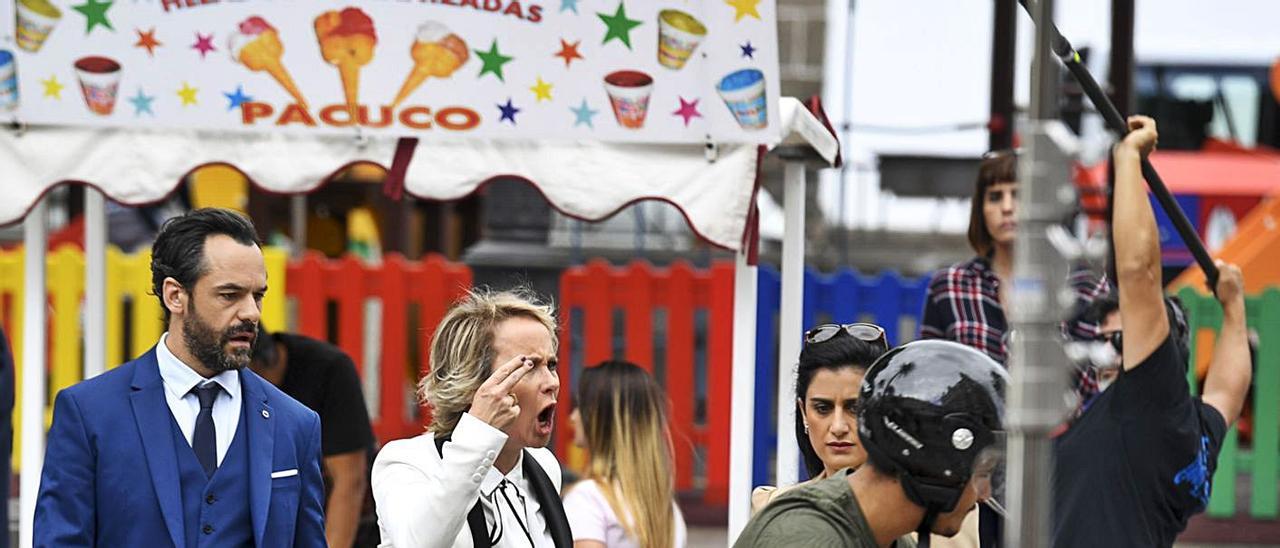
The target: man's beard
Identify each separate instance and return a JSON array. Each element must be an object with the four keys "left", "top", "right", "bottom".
[{"left": 182, "top": 303, "right": 255, "bottom": 374}]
